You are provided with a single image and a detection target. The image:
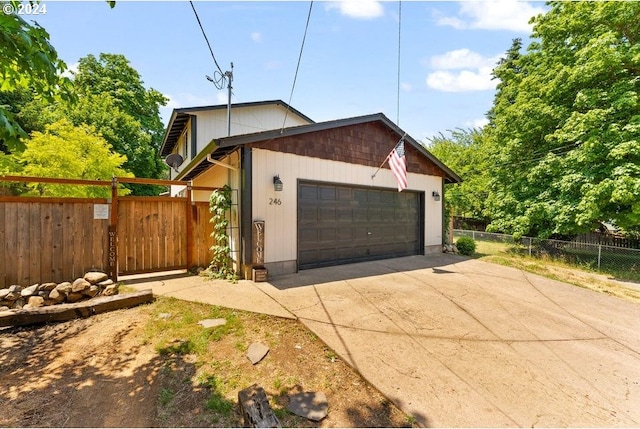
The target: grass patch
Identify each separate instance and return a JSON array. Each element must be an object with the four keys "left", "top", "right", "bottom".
[
  {"left": 137, "top": 295, "right": 412, "bottom": 427},
  {"left": 158, "top": 388, "right": 174, "bottom": 407},
  {"left": 467, "top": 239, "right": 640, "bottom": 304}
]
